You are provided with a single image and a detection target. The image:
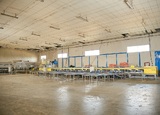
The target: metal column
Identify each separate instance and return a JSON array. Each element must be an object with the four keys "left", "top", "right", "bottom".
[
  {"left": 138, "top": 52, "right": 141, "bottom": 67},
  {"left": 116, "top": 54, "right": 118, "bottom": 65},
  {"left": 68, "top": 57, "right": 70, "bottom": 67},
  {"left": 106, "top": 55, "right": 108, "bottom": 67},
  {"left": 62, "top": 58, "right": 63, "bottom": 68},
  {"left": 126, "top": 53, "right": 129, "bottom": 63},
  {"left": 74, "top": 57, "right": 76, "bottom": 67},
  {"left": 81, "top": 56, "right": 83, "bottom": 67},
  {"left": 97, "top": 56, "right": 98, "bottom": 67}
]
